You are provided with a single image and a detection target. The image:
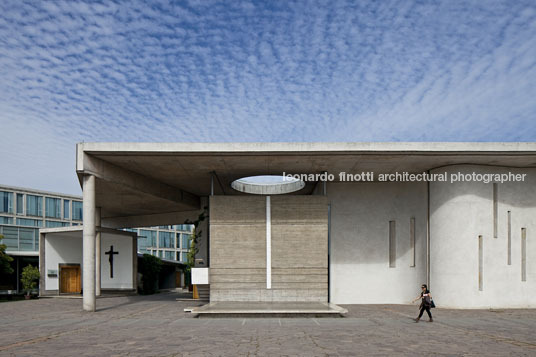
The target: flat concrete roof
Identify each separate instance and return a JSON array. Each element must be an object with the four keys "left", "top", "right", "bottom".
[
  {"left": 76, "top": 142, "right": 536, "bottom": 221},
  {"left": 40, "top": 226, "right": 136, "bottom": 238},
  {"left": 77, "top": 141, "right": 536, "bottom": 154}
]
